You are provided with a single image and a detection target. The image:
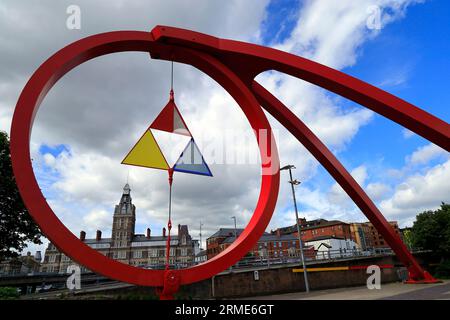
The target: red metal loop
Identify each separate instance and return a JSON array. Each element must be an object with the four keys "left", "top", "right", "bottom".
[{"left": 10, "top": 30, "right": 279, "bottom": 288}]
